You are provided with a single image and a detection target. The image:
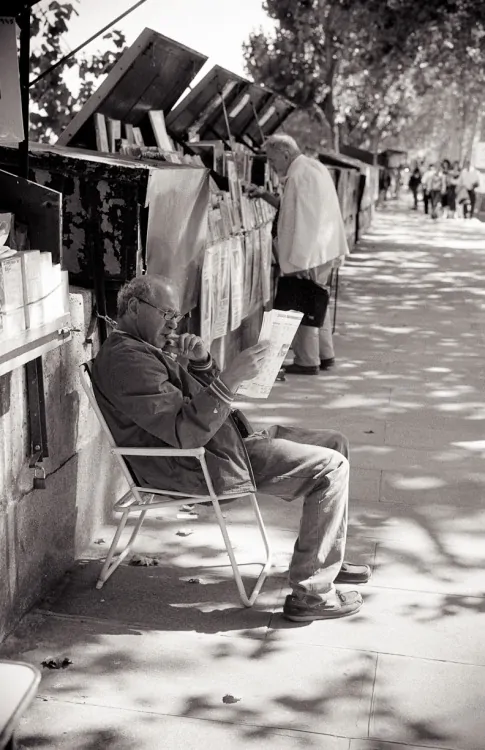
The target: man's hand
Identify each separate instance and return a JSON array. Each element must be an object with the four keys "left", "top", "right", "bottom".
[
  {"left": 219, "top": 341, "right": 270, "bottom": 393},
  {"left": 245, "top": 184, "right": 266, "bottom": 198},
  {"left": 166, "top": 333, "right": 209, "bottom": 362}
]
